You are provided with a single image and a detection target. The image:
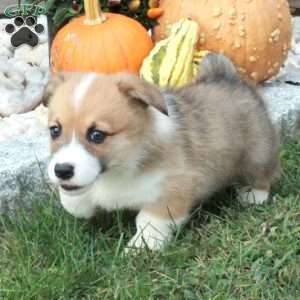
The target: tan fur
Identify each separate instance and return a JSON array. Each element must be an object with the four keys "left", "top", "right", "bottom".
[
  {"left": 48, "top": 73, "right": 154, "bottom": 167},
  {"left": 46, "top": 54, "right": 279, "bottom": 242}
]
